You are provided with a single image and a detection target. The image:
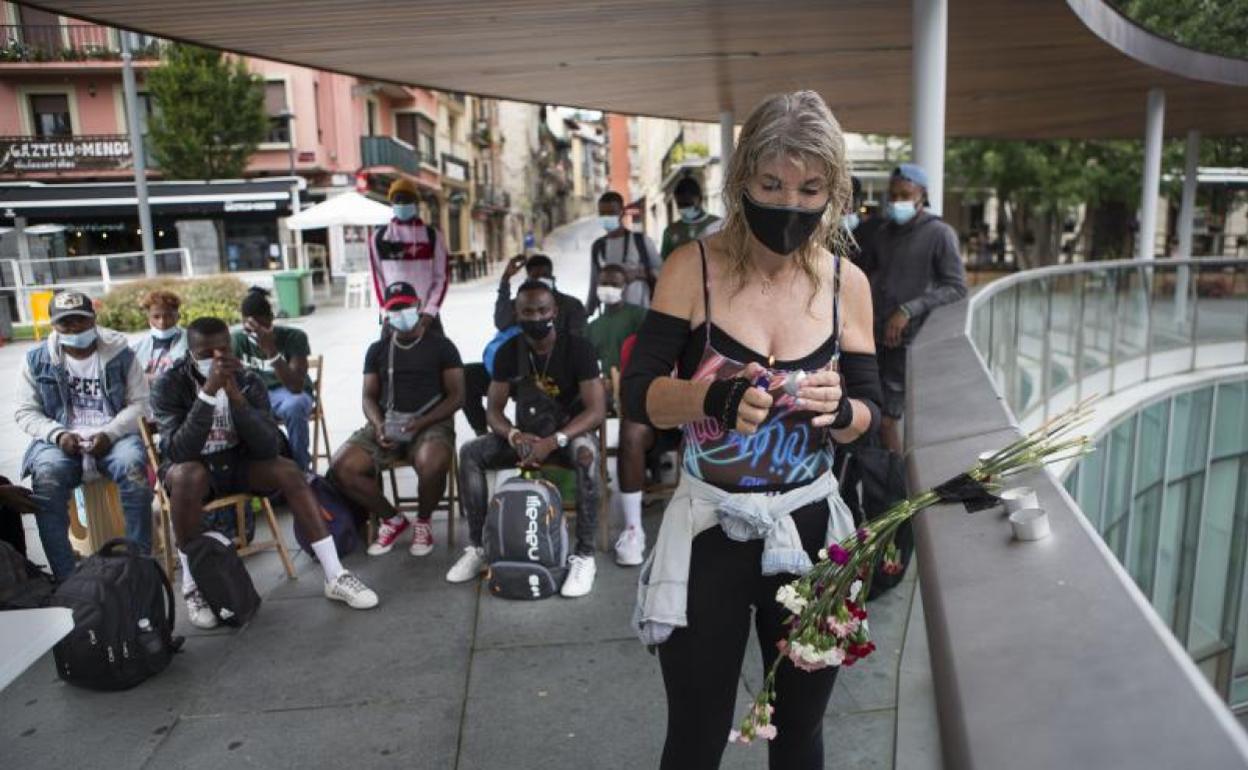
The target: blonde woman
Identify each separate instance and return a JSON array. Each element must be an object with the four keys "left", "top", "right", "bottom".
[{"left": 623, "top": 91, "right": 882, "bottom": 769}]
